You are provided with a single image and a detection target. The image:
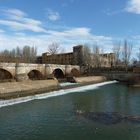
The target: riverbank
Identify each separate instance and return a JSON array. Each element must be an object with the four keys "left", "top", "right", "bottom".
[
  {"left": 0, "top": 76, "right": 107, "bottom": 100},
  {"left": 0, "top": 79, "right": 59, "bottom": 99}
]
